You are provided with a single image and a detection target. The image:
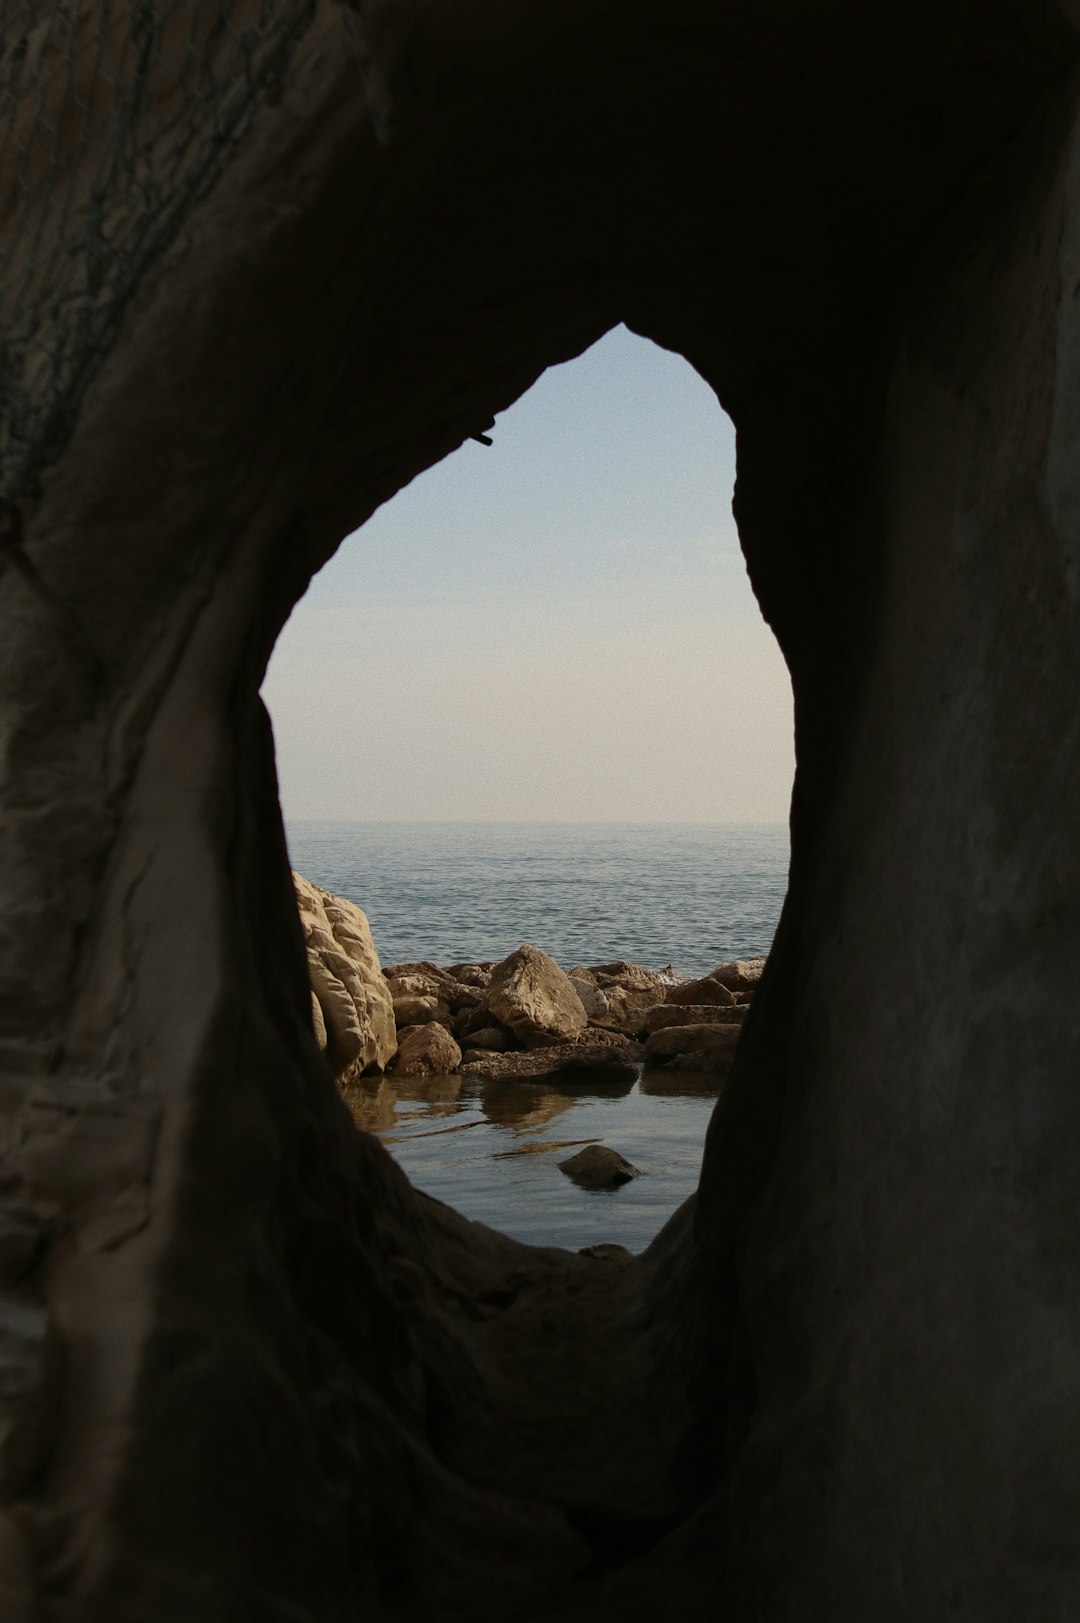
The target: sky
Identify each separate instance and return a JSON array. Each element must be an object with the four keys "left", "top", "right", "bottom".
[{"left": 262, "top": 324, "right": 794, "bottom": 824}]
